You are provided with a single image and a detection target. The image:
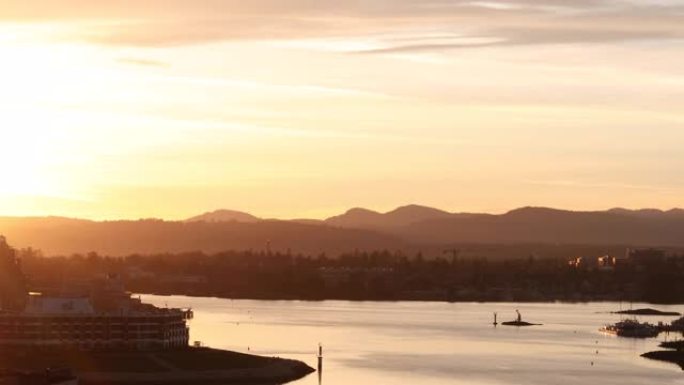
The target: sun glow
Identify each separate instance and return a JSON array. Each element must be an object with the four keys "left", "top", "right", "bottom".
[
  {"left": 0, "top": 26, "right": 92, "bottom": 200},
  {"left": 0, "top": 112, "right": 63, "bottom": 196},
  {"left": 0, "top": 2, "right": 682, "bottom": 219}
]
